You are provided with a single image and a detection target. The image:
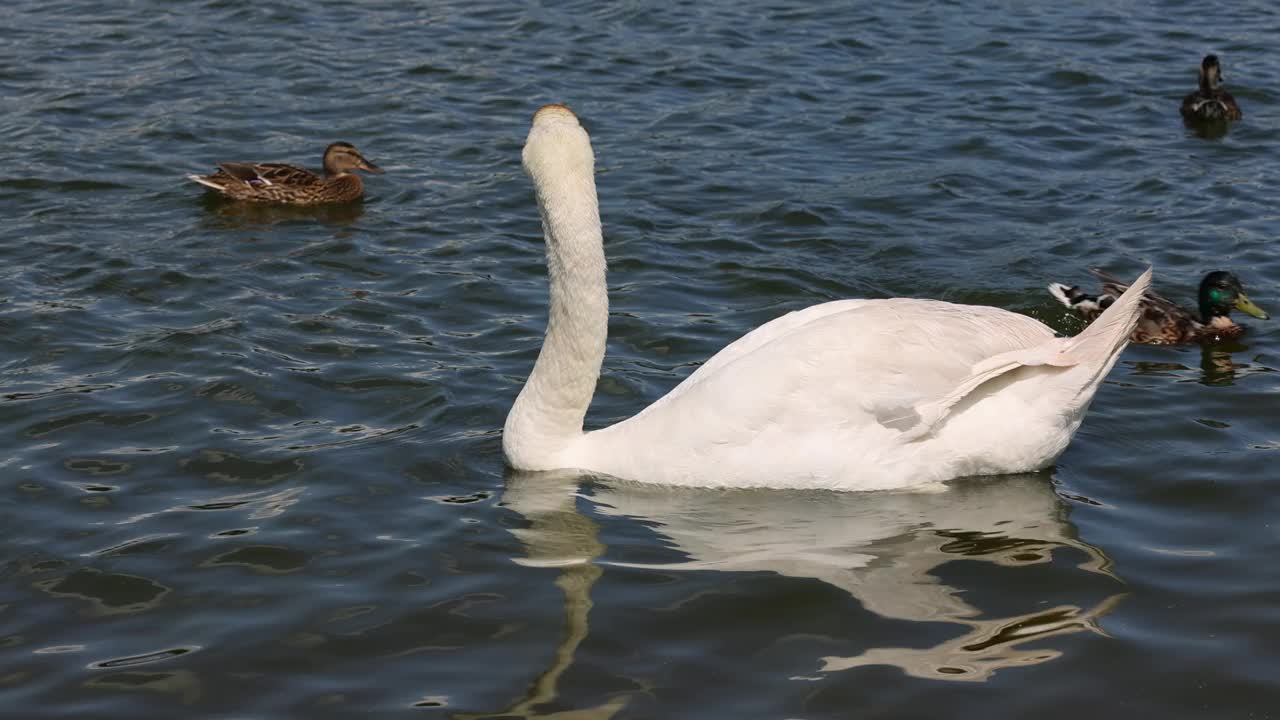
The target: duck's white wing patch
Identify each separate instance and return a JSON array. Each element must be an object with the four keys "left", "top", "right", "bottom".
[{"left": 187, "top": 174, "right": 225, "bottom": 191}]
